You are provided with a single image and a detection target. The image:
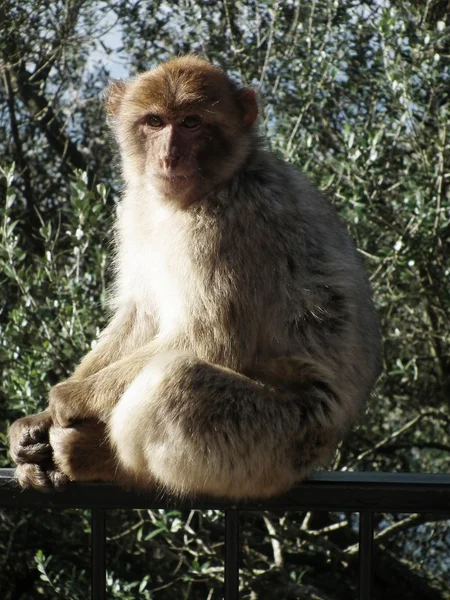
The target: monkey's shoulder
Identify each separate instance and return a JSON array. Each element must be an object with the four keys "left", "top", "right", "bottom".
[
  {"left": 226, "top": 152, "right": 356, "bottom": 266},
  {"left": 237, "top": 152, "right": 345, "bottom": 226}
]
